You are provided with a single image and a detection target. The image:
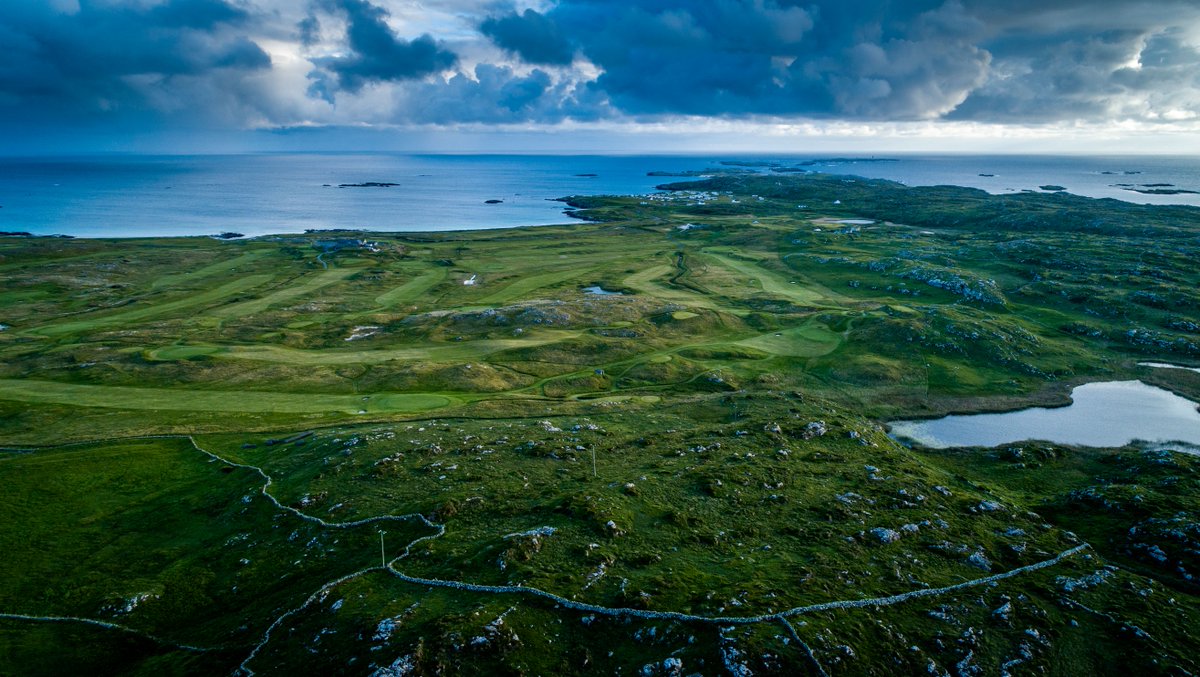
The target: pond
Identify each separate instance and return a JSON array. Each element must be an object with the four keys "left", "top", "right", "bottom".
[
  {"left": 583, "top": 286, "right": 624, "bottom": 296},
  {"left": 889, "top": 380, "right": 1200, "bottom": 449}
]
